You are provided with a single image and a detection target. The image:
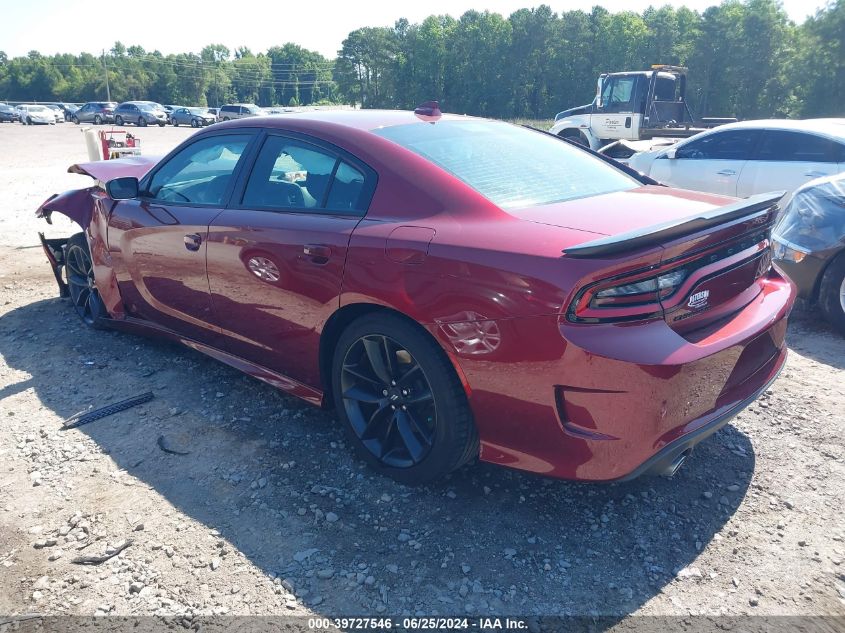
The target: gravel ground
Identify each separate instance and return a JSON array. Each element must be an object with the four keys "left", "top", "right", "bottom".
[{"left": 0, "top": 123, "right": 844, "bottom": 624}]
